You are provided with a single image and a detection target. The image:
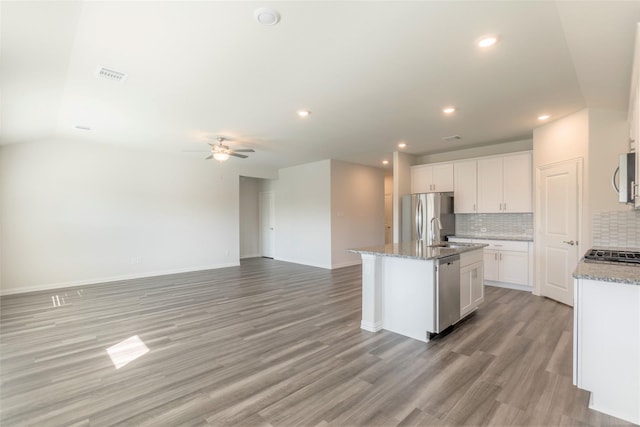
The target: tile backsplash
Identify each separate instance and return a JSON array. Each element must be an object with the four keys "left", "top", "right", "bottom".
[
  {"left": 455, "top": 213, "right": 533, "bottom": 239},
  {"left": 592, "top": 210, "right": 640, "bottom": 250}
]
